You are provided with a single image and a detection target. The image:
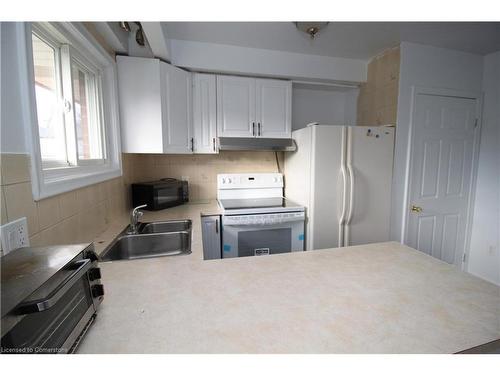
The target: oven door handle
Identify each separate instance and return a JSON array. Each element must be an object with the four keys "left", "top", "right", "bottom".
[
  {"left": 16, "top": 259, "right": 93, "bottom": 314},
  {"left": 223, "top": 217, "right": 305, "bottom": 226}
]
